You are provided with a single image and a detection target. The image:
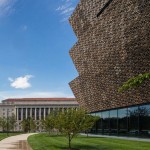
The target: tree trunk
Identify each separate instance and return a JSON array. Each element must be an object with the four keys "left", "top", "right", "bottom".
[{"left": 68, "top": 134, "right": 71, "bottom": 150}]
